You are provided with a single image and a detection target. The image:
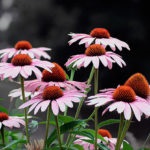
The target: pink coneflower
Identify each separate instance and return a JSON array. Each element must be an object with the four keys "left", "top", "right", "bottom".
[
  {"left": 68, "top": 28, "right": 130, "bottom": 51},
  {"left": 74, "top": 129, "right": 121, "bottom": 150},
  {"left": 0, "top": 40, "right": 51, "bottom": 62},
  {"left": 124, "top": 72, "right": 150, "bottom": 99},
  {"left": 24, "top": 62, "right": 88, "bottom": 92},
  {"left": 0, "top": 54, "right": 54, "bottom": 79},
  {"left": 87, "top": 85, "right": 150, "bottom": 121},
  {"left": 8, "top": 88, "right": 39, "bottom": 101},
  {"left": 0, "top": 112, "right": 25, "bottom": 129},
  {"left": 65, "top": 44, "right": 126, "bottom": 69},
  {"left": 19, "top": 86, "right": 86, "bottom": 115}
]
